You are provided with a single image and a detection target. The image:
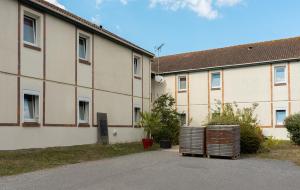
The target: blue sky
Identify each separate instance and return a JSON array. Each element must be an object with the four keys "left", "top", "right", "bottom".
[{"left": 47, "top": 0, "right": 300, "bottom": 56}]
